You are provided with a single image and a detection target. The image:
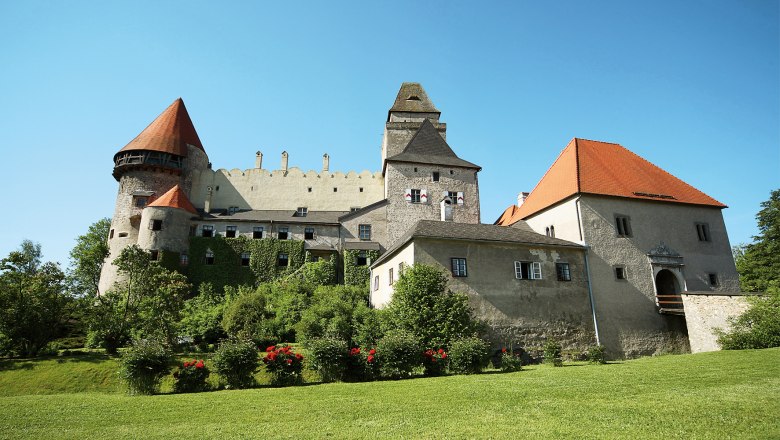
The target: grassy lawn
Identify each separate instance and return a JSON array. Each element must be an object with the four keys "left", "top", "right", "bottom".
[{"left": 0, "top": 348, "right": 777, "bottom": 439}]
